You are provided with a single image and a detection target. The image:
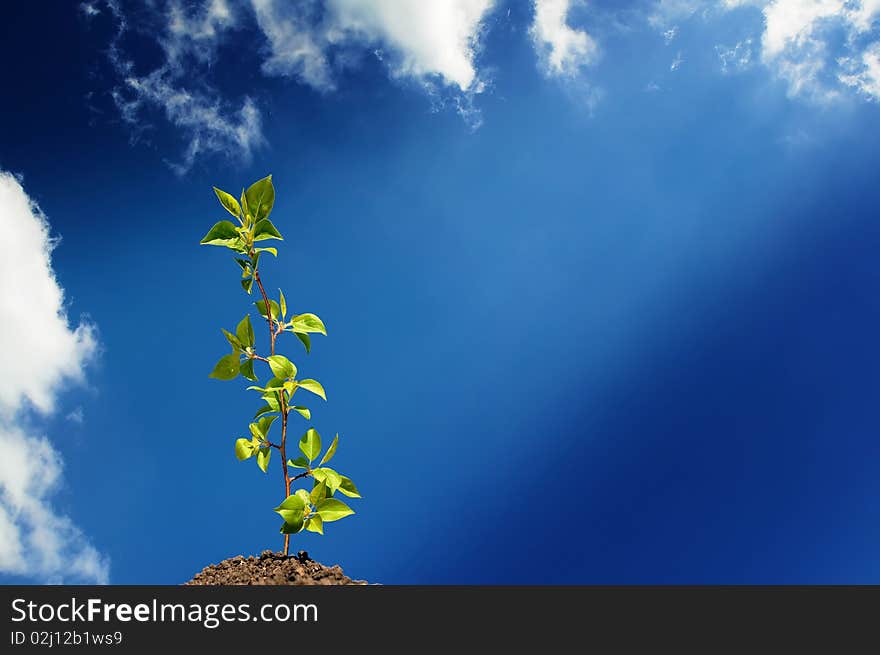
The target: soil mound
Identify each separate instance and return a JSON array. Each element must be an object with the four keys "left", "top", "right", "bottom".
[{"left": 186, "top": 550, "right": 367, "bottom": 585}]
